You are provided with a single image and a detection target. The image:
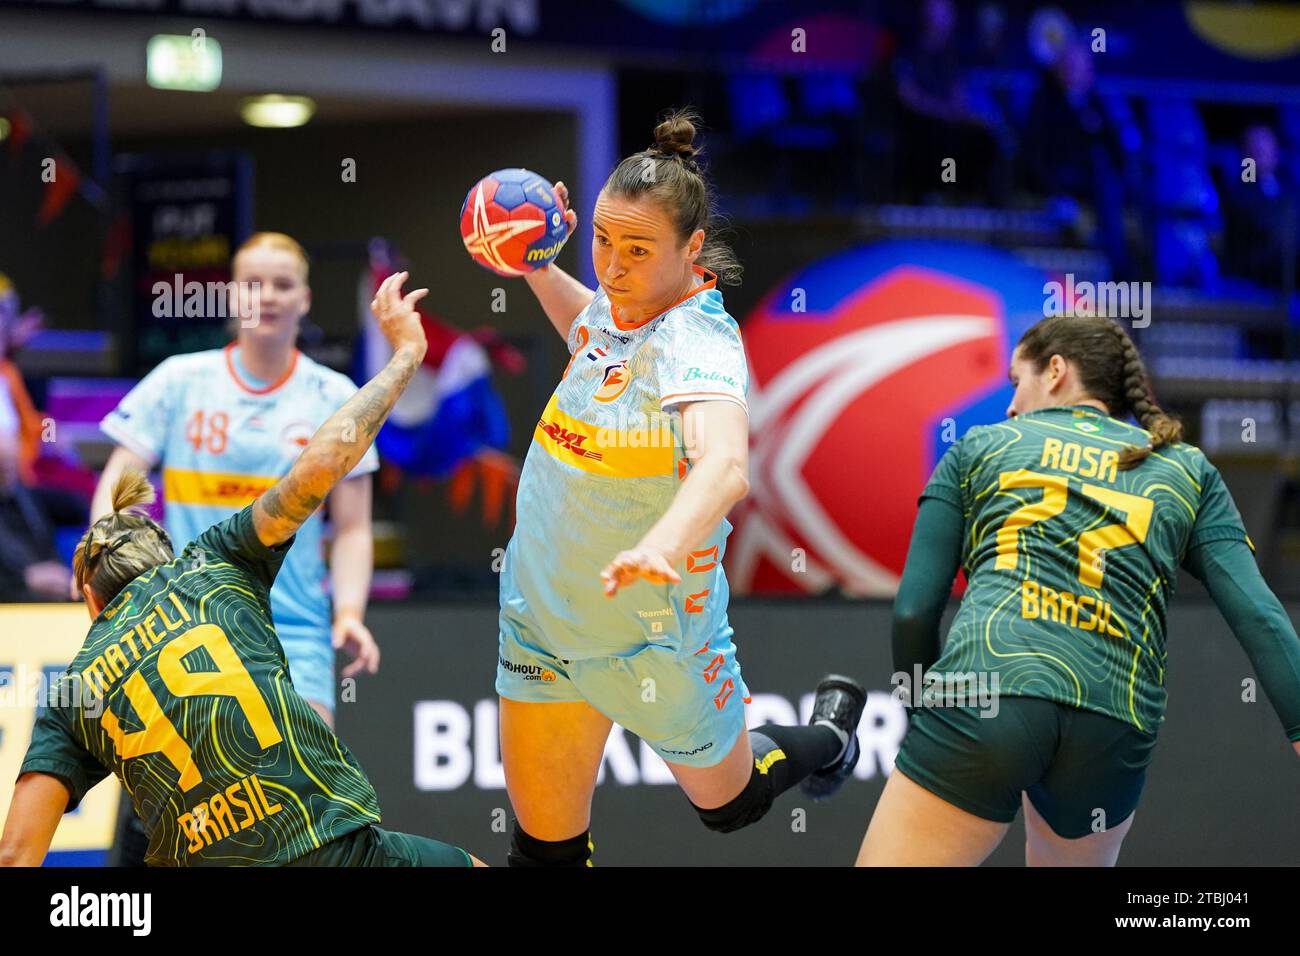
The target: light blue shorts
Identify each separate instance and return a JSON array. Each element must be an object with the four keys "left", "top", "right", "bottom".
[
  {"left": 495, "top": 609, "right": 750, "bottom": 768},
  {"left": 277, "top": 624, "right": 335, "bottom": 714}
]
